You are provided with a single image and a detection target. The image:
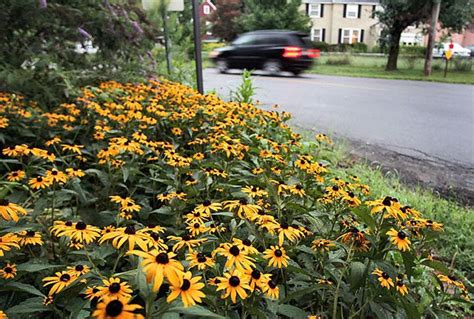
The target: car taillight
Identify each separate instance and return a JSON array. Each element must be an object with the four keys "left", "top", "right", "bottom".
[
  {"left": 282, "top": 46, "right": 302, "bottom": 58},
  {"left": 307, "top": 49, "right": 320, "bottom": 59}
]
